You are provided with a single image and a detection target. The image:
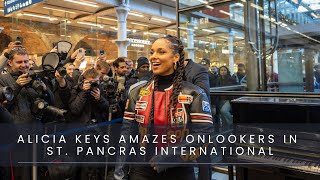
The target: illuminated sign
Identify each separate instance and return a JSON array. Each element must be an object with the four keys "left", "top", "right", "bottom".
[{"left": 128, "top": 38, "right": 151, "bottom": 48}]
